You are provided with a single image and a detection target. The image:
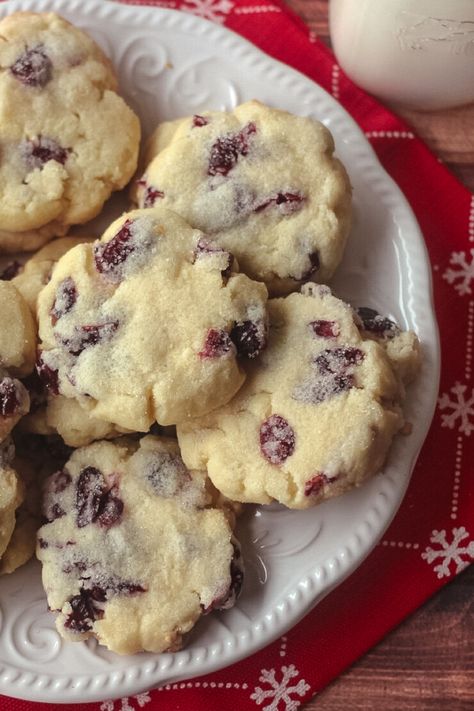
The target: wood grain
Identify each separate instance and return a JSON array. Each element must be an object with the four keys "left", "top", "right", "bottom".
[{"left": 279, "top": 1, "right": 474, "bottom": 708}]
